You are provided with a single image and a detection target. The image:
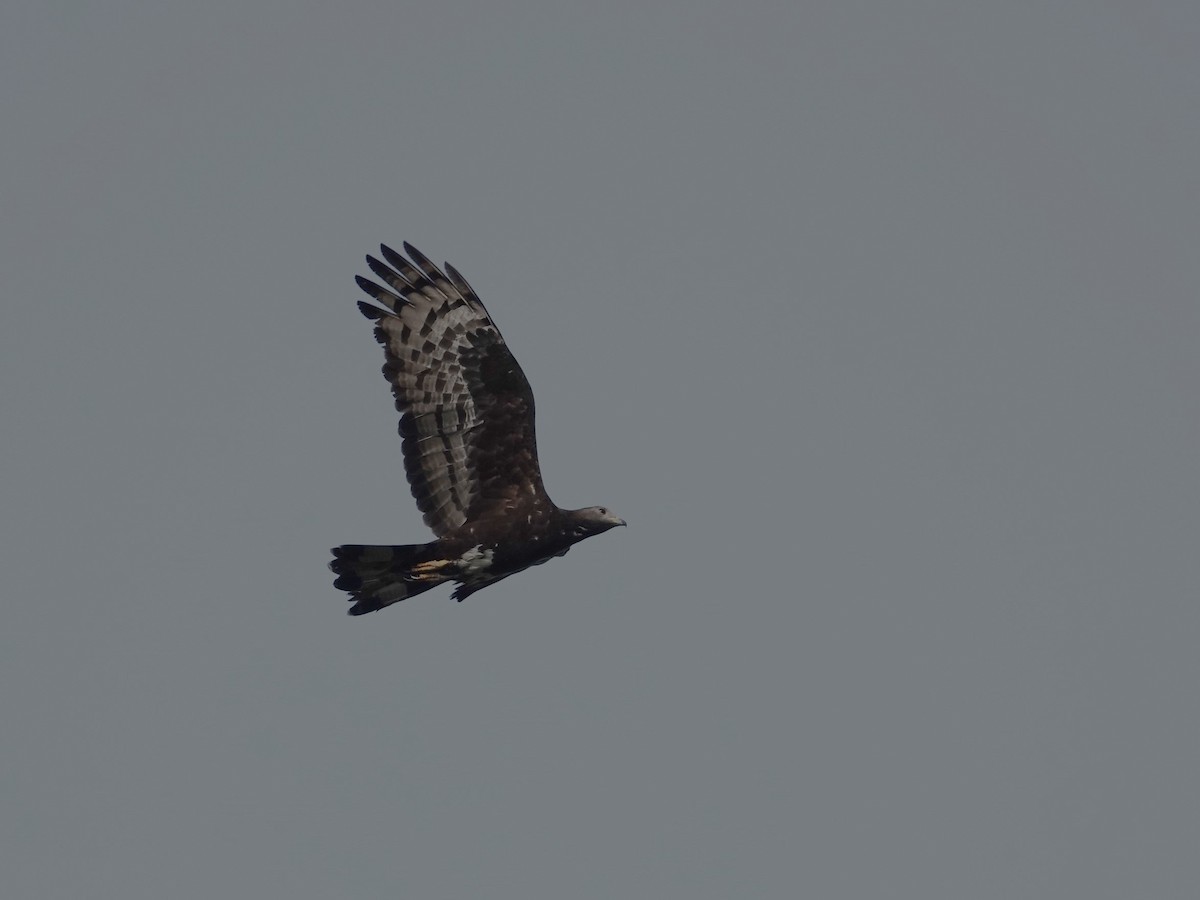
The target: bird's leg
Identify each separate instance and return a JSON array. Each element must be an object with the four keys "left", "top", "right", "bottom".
[{"left": 405, "top": 558, "right": 456, "bottom": 582}]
